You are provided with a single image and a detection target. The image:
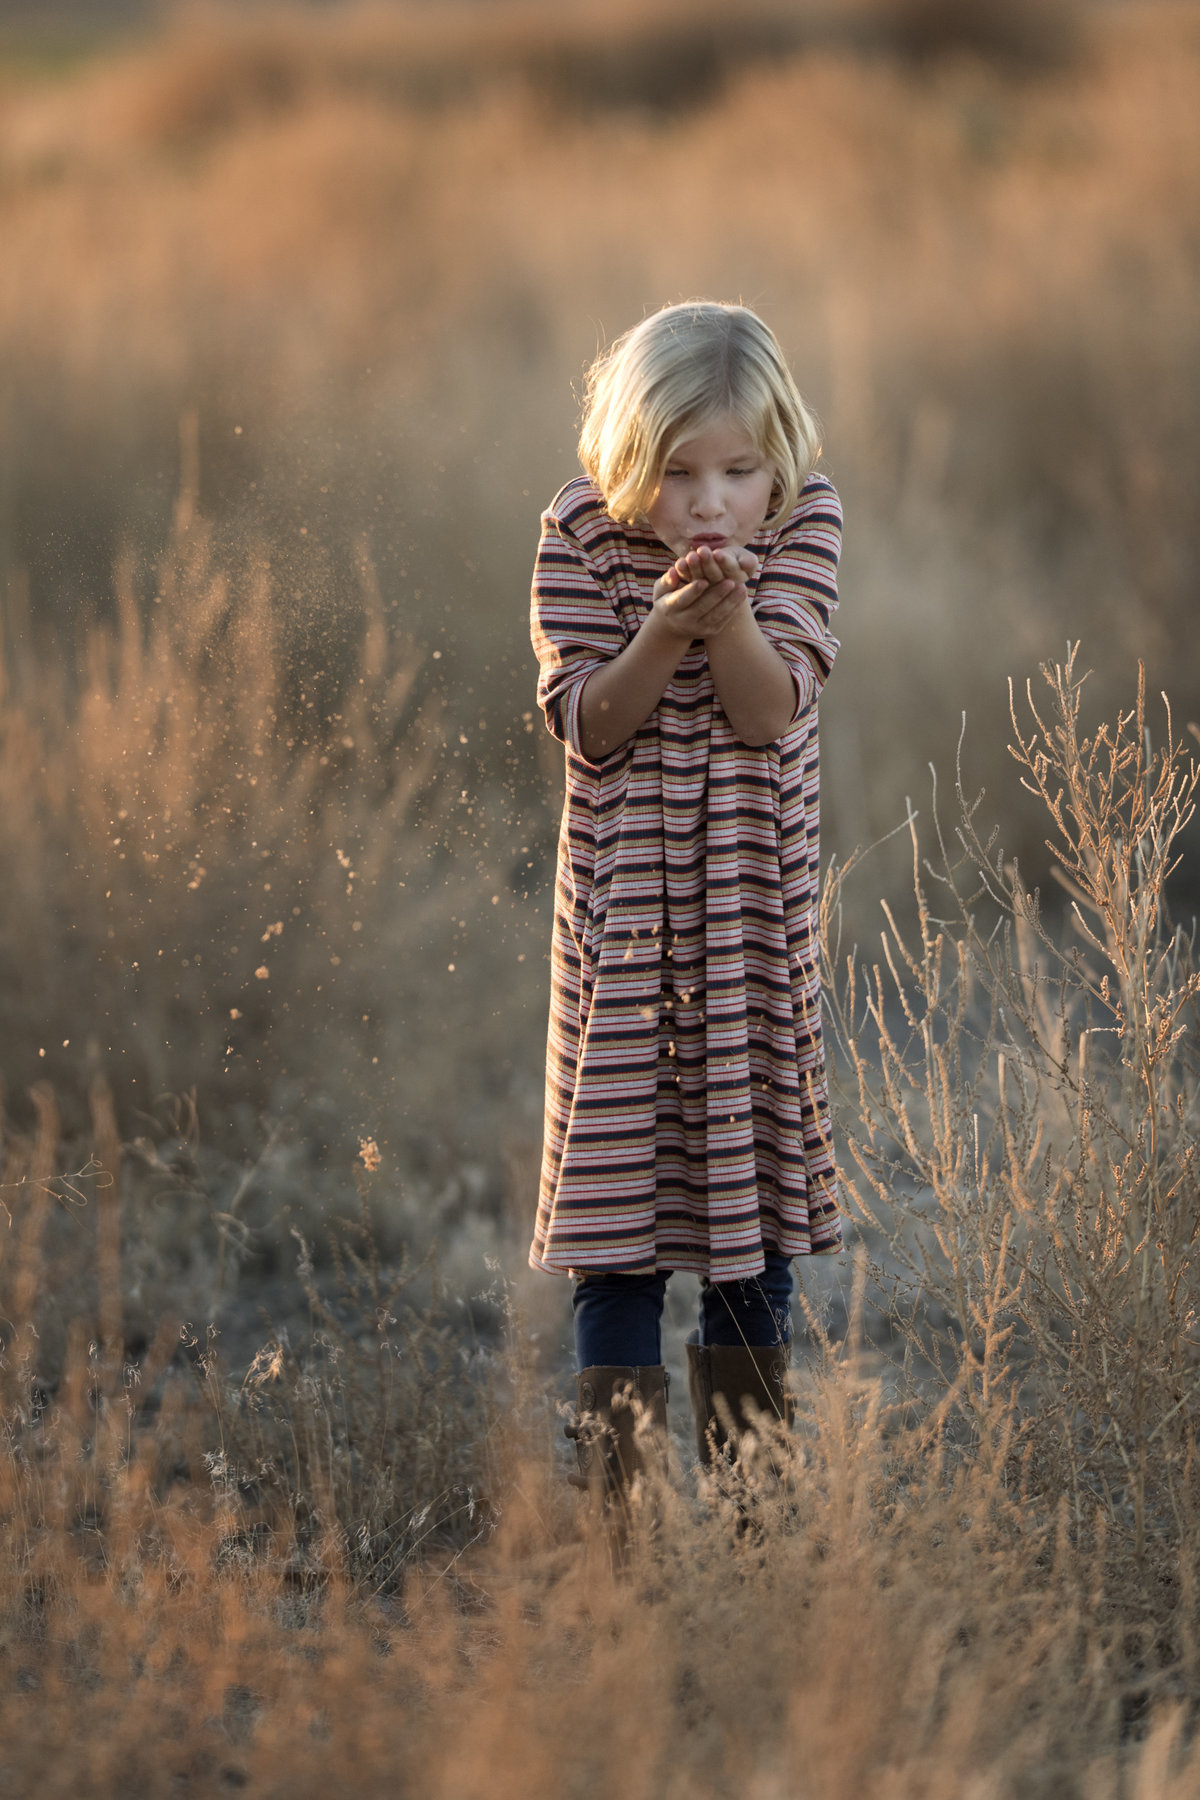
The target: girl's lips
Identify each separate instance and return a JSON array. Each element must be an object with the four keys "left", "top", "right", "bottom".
[{"left": 689, "top": 534, "right": 728, "bottom": 548}]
